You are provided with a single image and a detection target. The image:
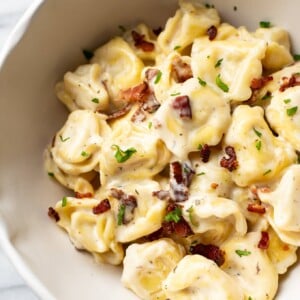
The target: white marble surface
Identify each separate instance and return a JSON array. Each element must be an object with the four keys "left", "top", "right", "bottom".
[{"left": 0, "top": 2, "right": 39, "bottom": 299}]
